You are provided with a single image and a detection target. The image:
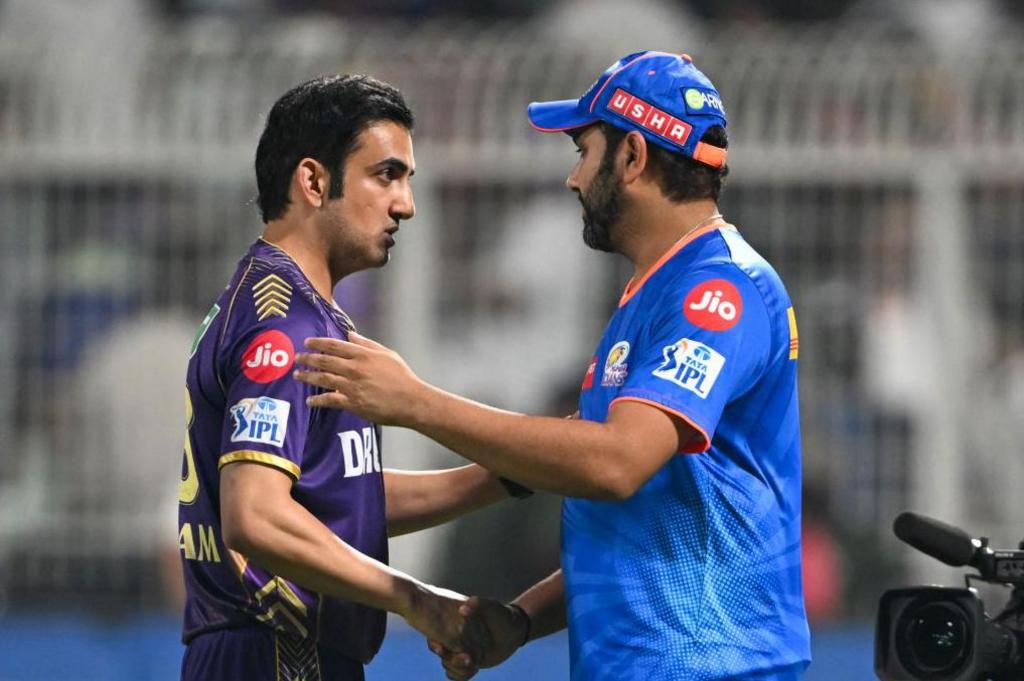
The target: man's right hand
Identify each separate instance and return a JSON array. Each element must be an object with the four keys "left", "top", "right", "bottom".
[
  {"left": 428, "top": 596, "right": 528, "bottom": 680},
  {"left": 402, "top": 583, "right": 490, "bottom": 662}
]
